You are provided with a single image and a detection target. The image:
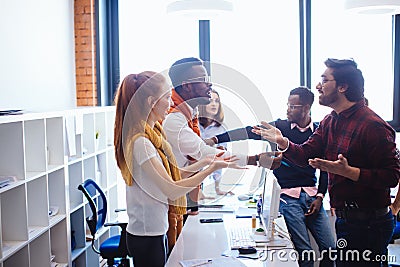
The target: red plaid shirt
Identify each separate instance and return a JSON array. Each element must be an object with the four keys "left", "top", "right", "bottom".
[{"left": 285, "top": 101, "right": 400, "bottom": 209}]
